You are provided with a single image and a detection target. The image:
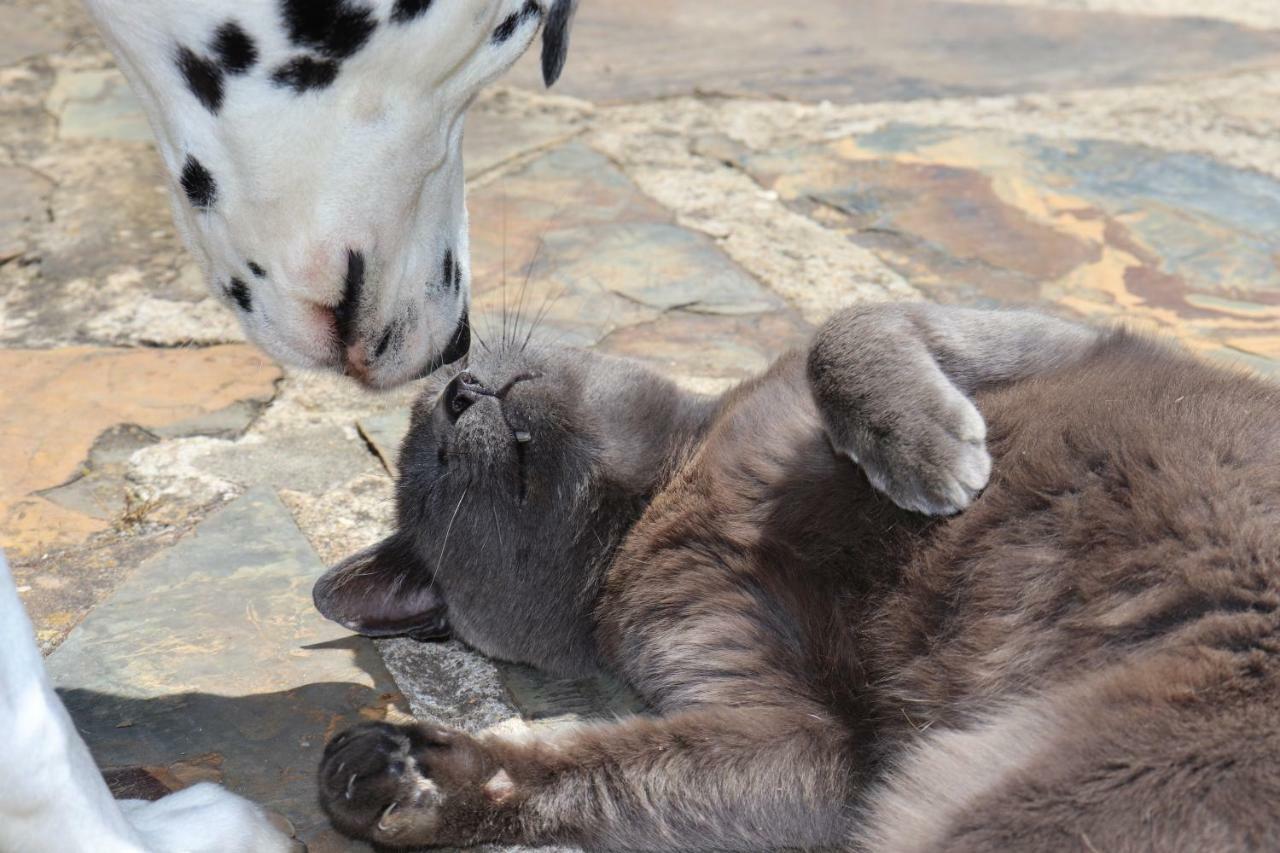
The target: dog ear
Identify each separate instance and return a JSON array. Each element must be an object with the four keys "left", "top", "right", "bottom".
[
  {"left": 312, "top": 536, "right": 449, "bottom": 639},
  {"left": 540, "top": 0, "right": 579, "bottom": 87}
]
